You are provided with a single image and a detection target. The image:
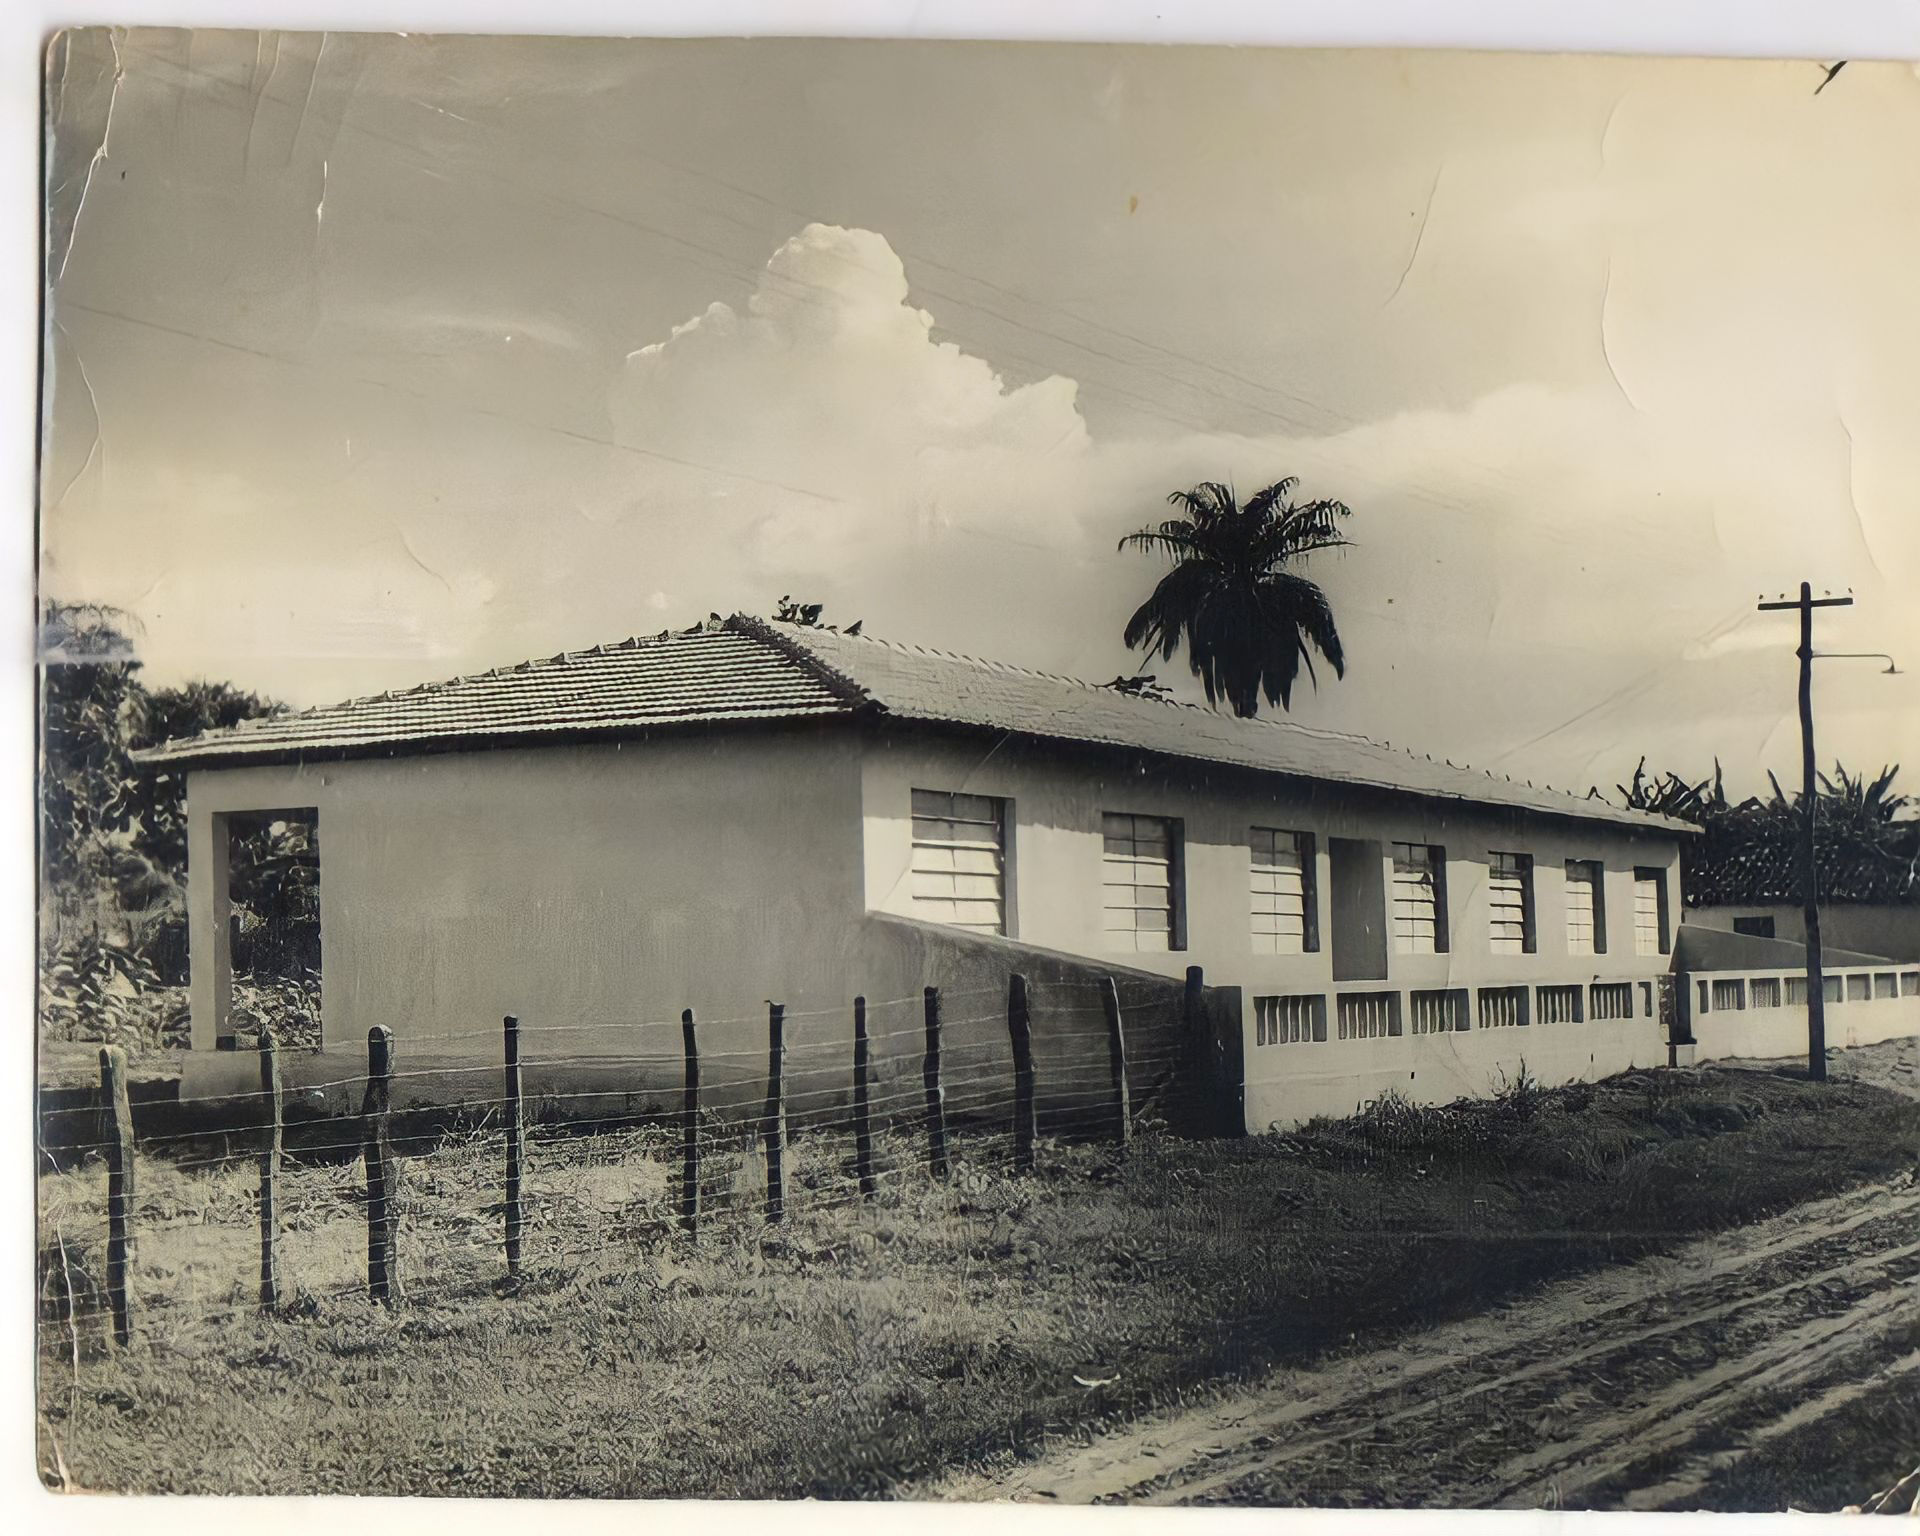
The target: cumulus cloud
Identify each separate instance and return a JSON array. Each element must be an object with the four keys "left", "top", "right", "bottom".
[{"left": 596, "top": 226, "right": 1914, "bottom": 788}]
